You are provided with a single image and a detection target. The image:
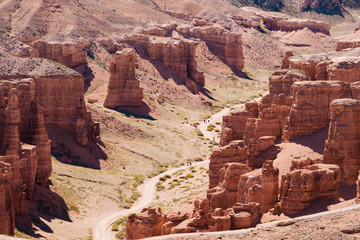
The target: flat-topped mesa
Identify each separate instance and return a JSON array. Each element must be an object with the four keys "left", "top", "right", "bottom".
[
  {"left": 209, "top": 141, "right": 248, "bottom": 189},
  {"left": 30, "top": 37, "right": 88, "bottom": 68},
  {"left": 103, "top": 48, "right": 143, "bottom": 108},
  {"left": 207, "top": 163, "right": 251, "bottom": 209},
  {"left": 237, "top": 160, "right": 279, "bottom": 213},
  {"left": 324, "top": 98, "right": 360, "bottom": 183},
  {"left": 328, "top": 57, "right": 360, "bottom": 82},
  {"left": 279, "top": 163, "right": 340, "bottom": 214},
  {"left": 242, "top": 7, "right": 331, "bottom": 35},
  {"left": 176, "top": 25, "right": 244, "bottom": 72},
  {"left": 147, "top": 37, "right": 205, "bottom": 92},
  {"left": 0, "top": 52, "right": 100, "bottom": 147},
  {"left": 0, "top": 161, "right": 14, "bottom": 236},
  {"left": 282, "top": 81, "right": 351, "bottom": 140}
]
